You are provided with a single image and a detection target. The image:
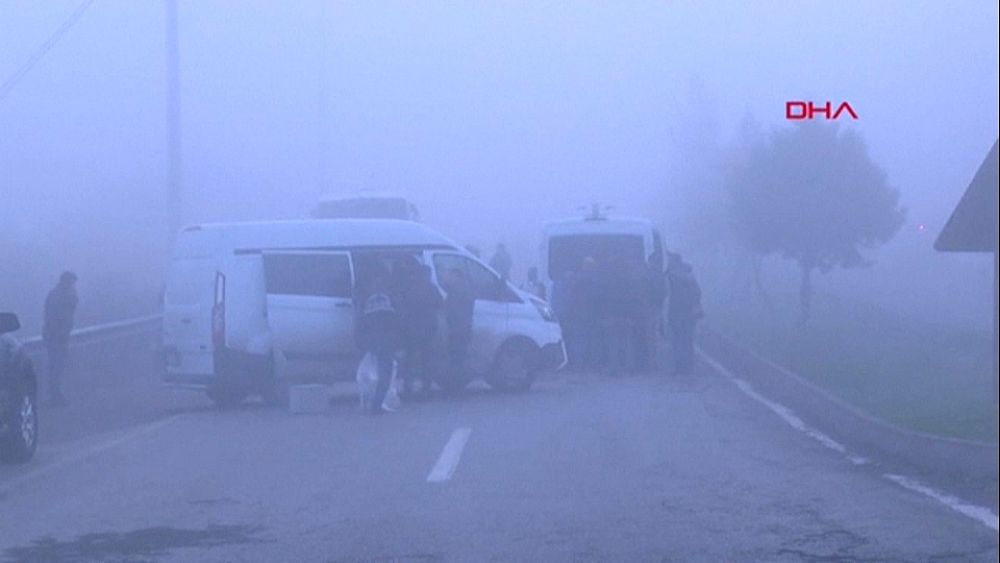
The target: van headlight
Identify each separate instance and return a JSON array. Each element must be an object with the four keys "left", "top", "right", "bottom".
[{"left": 529, "top": 297, "right": 558, "bottom": 323}]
